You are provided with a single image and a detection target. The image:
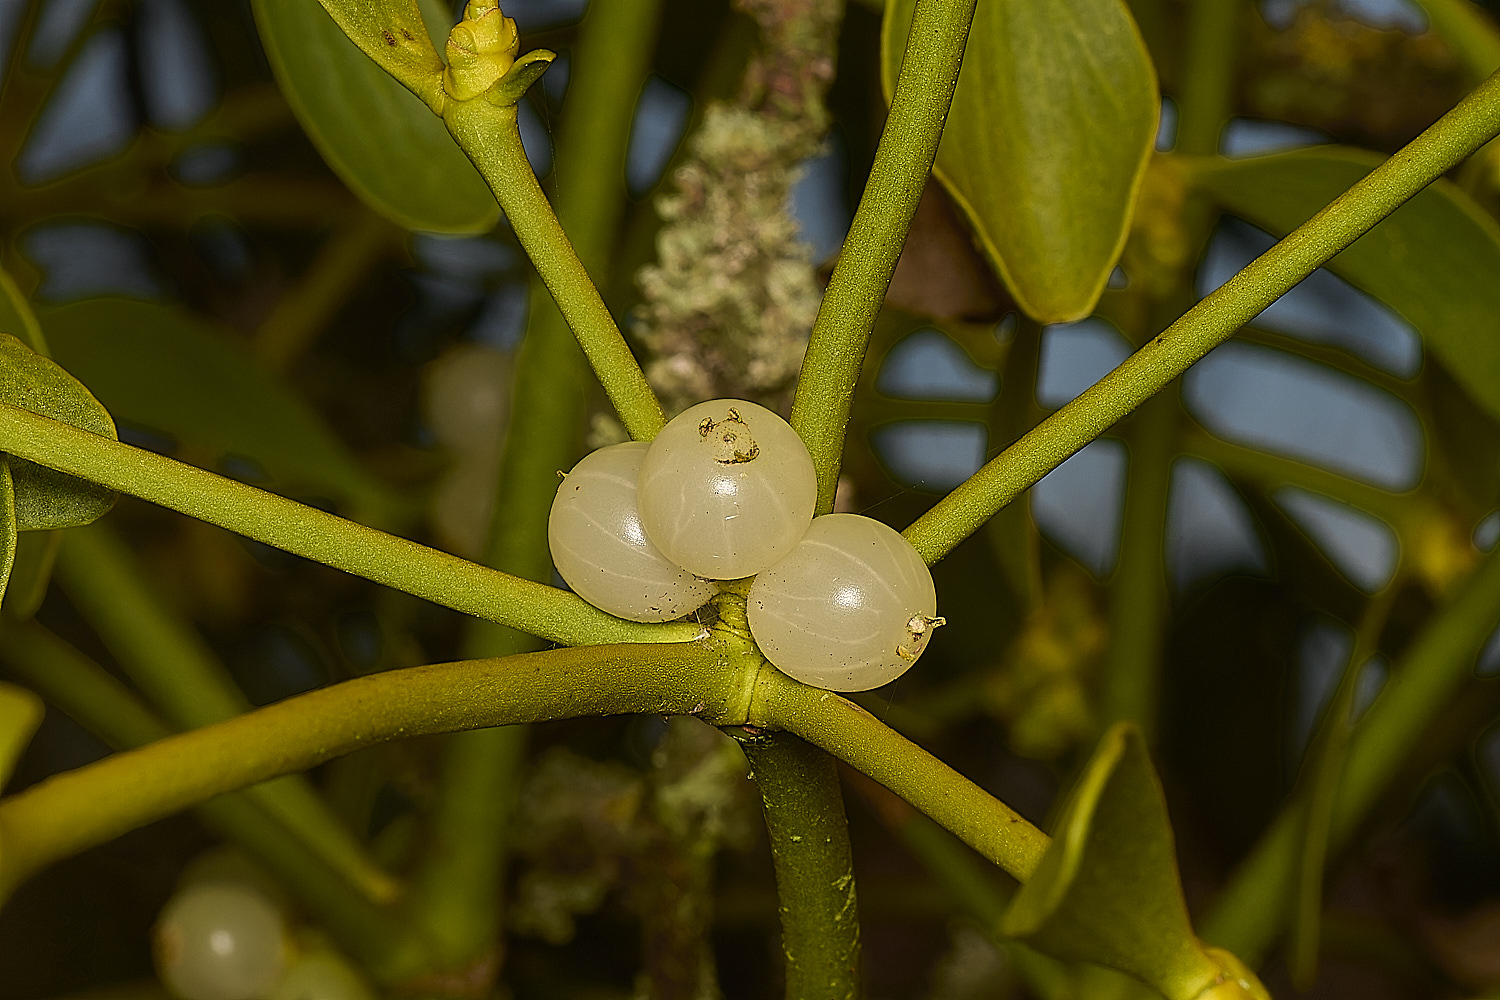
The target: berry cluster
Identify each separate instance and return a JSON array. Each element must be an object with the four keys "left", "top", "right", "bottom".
[{"left": 548, "top": 399, "right": 944, "bottom": 692}]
